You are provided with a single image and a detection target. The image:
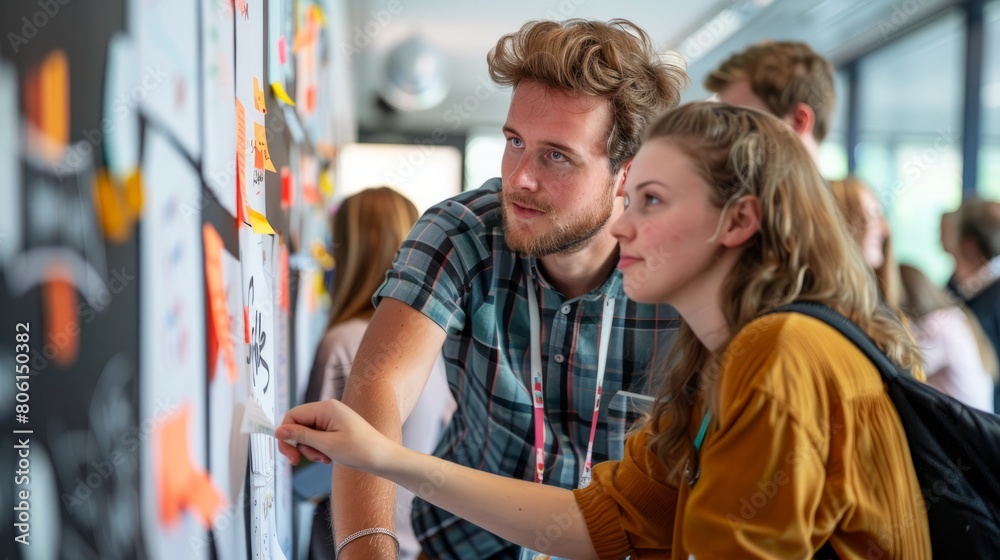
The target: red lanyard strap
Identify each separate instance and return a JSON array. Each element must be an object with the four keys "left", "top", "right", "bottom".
[{"left": 525, "top": 275, "right": 614, "bottom": 488}]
